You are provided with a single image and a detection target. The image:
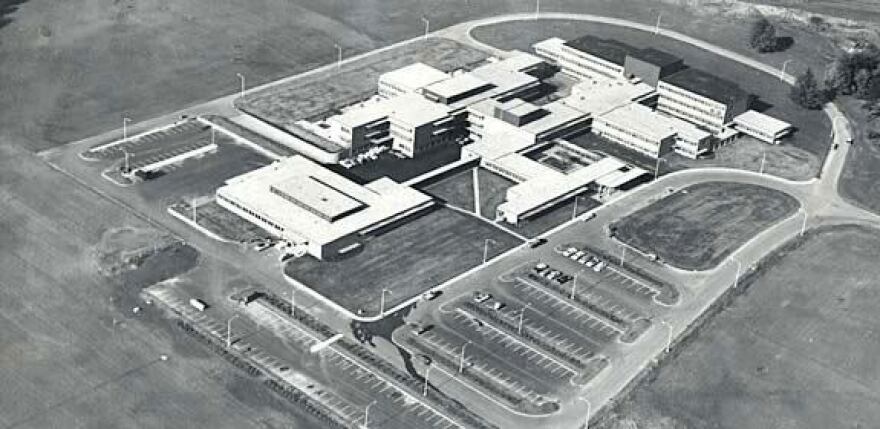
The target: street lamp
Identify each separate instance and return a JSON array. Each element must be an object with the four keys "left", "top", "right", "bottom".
[
  {"left": 517, "top": 304, "right": 530, "bottom": 335},
  {"left": 534, "top": 0, "right": 540, "bottom": 20},
  {"left": 730, "top": 258, "right": 742, "bottom": 289},
  {"left": 578, "top": 396, "right": 592, "bottom": 429},
  {"left": 572, "top": 195, "right": 584, "bottom": 220},
  {"left": 654, "top": 12, "right": 663, "bottom": 35},
  {"left": 122, "top": 116, "right": 132, "bottom": 142},
  {"left": 759, "top": 150, "right": 767, "bottom": 175},
  {"left": 379, "top": 288, "right": 392, "bottom": 316},
  {"left": 423, "top": 363, "right": 432, "bottom": 396},
  {"left": 653, "top": 156, "right": 666, "bottom": 180},
  {"left": 482, "top": 238, "right": 498, "bottom": 264},
  {"left": 458, "top": 340, "right": 471, "bottom": 373},
  {"left": 122, "top": 149, "right": 131, "bottom": 173},
  {"left": 658, "top": 319, "right": 672, "bottom": 354},
  {"left": 619, "top": 244, "right": 626, "bottom": 267},
  {"left": 226, "top": 314, "right": 240, "bottom": 349},
  {"left": 290, "top": 287, "right": 296, "bottom": 318},
  {"left": 334, "top": 43, "right": 343, "bottom": 70},
  {"left": 235, "top": 73, "right": 245, "bottom": 99},
  {"left": 800, "top": 209, "right": 808, "bottom": 236},
  {"left": 421, "top": 17, "right": 430, "bottom": 40},
  {"left": 570, "top": 271, "right": 582, "bottom": 300},
  {"left": 361, "top": 400, "right": 377, "bottom": 429},
  {"left": 780, "top": 59, "right": 793, "bottom": 81}
]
